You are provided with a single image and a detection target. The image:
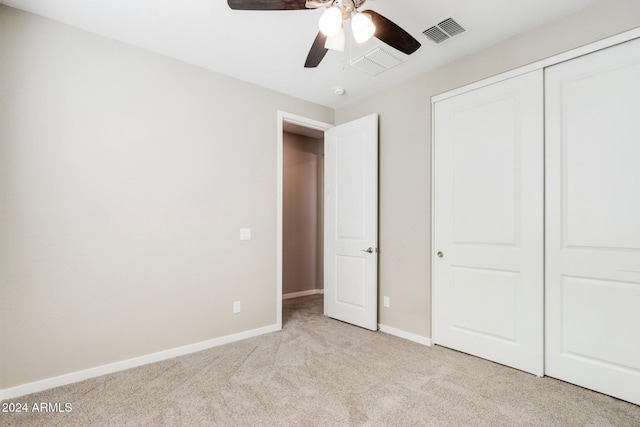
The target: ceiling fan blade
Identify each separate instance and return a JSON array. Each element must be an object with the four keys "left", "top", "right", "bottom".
[
  {"left": 362, "top": 10, "right": 421, "bottom": 55},
  {"left": 304, "top": 31, "right": 329, "bottom": 68},
  {"left": 227, "top": 0, "right": 307, "bottom": 11}
]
